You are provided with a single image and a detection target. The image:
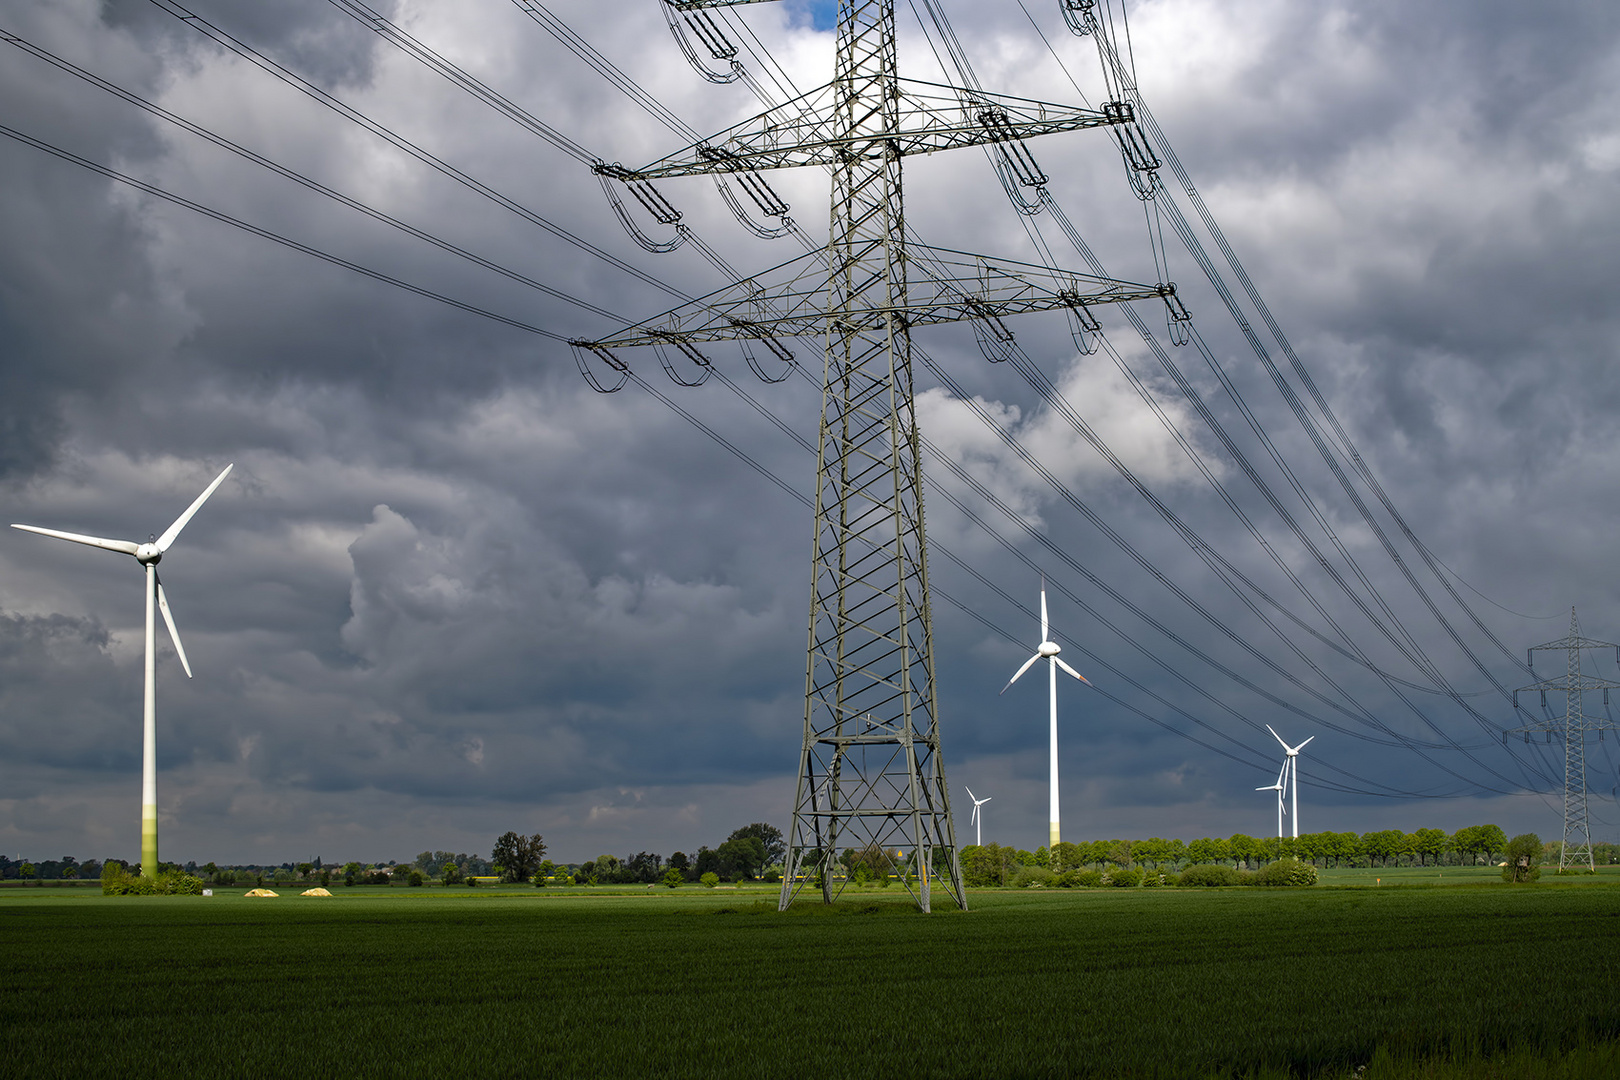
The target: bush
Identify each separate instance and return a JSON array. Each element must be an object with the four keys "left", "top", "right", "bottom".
[
  {"left": 1503, "top": 833, "right": 1542, "bottom": 883},
  {"left": 662, "top": 868, "right": 684, "bottom": 889},
  {"left": 1104, "top": 867, "right": 1142, "bottom": 887},
  {"left": 762, "top": 869, "right": 781, "bottom": 884},
  {"left": 440, "top": 863, "right": 463, "bottom": 886},
  {"left": 1059, "top": 869, "right": 1102, "bottom": 888},
  {"left": 1178, "top": 864, "right": 1244, "bottom": 887},
  {"left": 1254, "top": 859, "right": 1318, "bottom": 887},
  {"left": 1011, "top": 865, "right": 1058, "bottom": 888},
  {"left": 408, "top": 870, "right": 424, "bottom": 887},
  {"left": 1141, "top": 870, "right": 1169, "bottom": 888},
  {"left": 700, "top": 872, "right": 720, "bottom": 888},
  {"left": 101, "top": 865, "right": 205, "bottom": 896}
]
